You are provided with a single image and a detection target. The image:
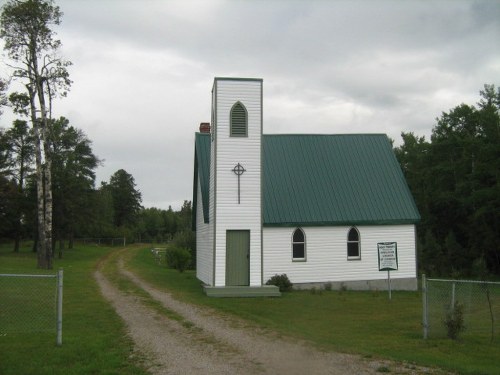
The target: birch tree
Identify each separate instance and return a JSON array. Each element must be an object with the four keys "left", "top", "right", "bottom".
[
  {"left": 0, "top": 78, "right": 7, "bottom": 114},
  {"left": 0, "top": 0, "right": 71, "bottom": 268}
]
